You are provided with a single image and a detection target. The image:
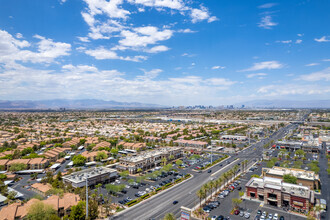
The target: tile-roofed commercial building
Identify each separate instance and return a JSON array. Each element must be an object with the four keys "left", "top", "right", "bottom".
[
  {"left": 118, "top": 147, "right": 182, "bottom": 174},
  {"left": 245, "top": 177, "right": 315, "bottom": 213},
  {"left": 63, "top": 167, "right": 117, "bottom": 188},
  {"left": 262, "top": 167, "right": 320, "bottom": 190}
]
